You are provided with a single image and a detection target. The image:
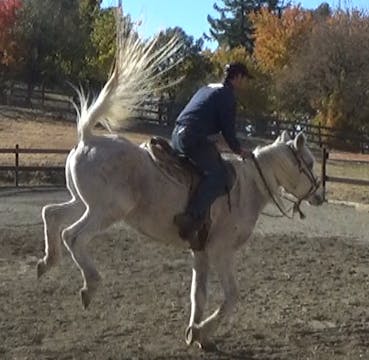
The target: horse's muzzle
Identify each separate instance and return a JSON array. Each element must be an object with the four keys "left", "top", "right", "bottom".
[{"left": 307, "top": 188, "right": 324, "bottom": 206}]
